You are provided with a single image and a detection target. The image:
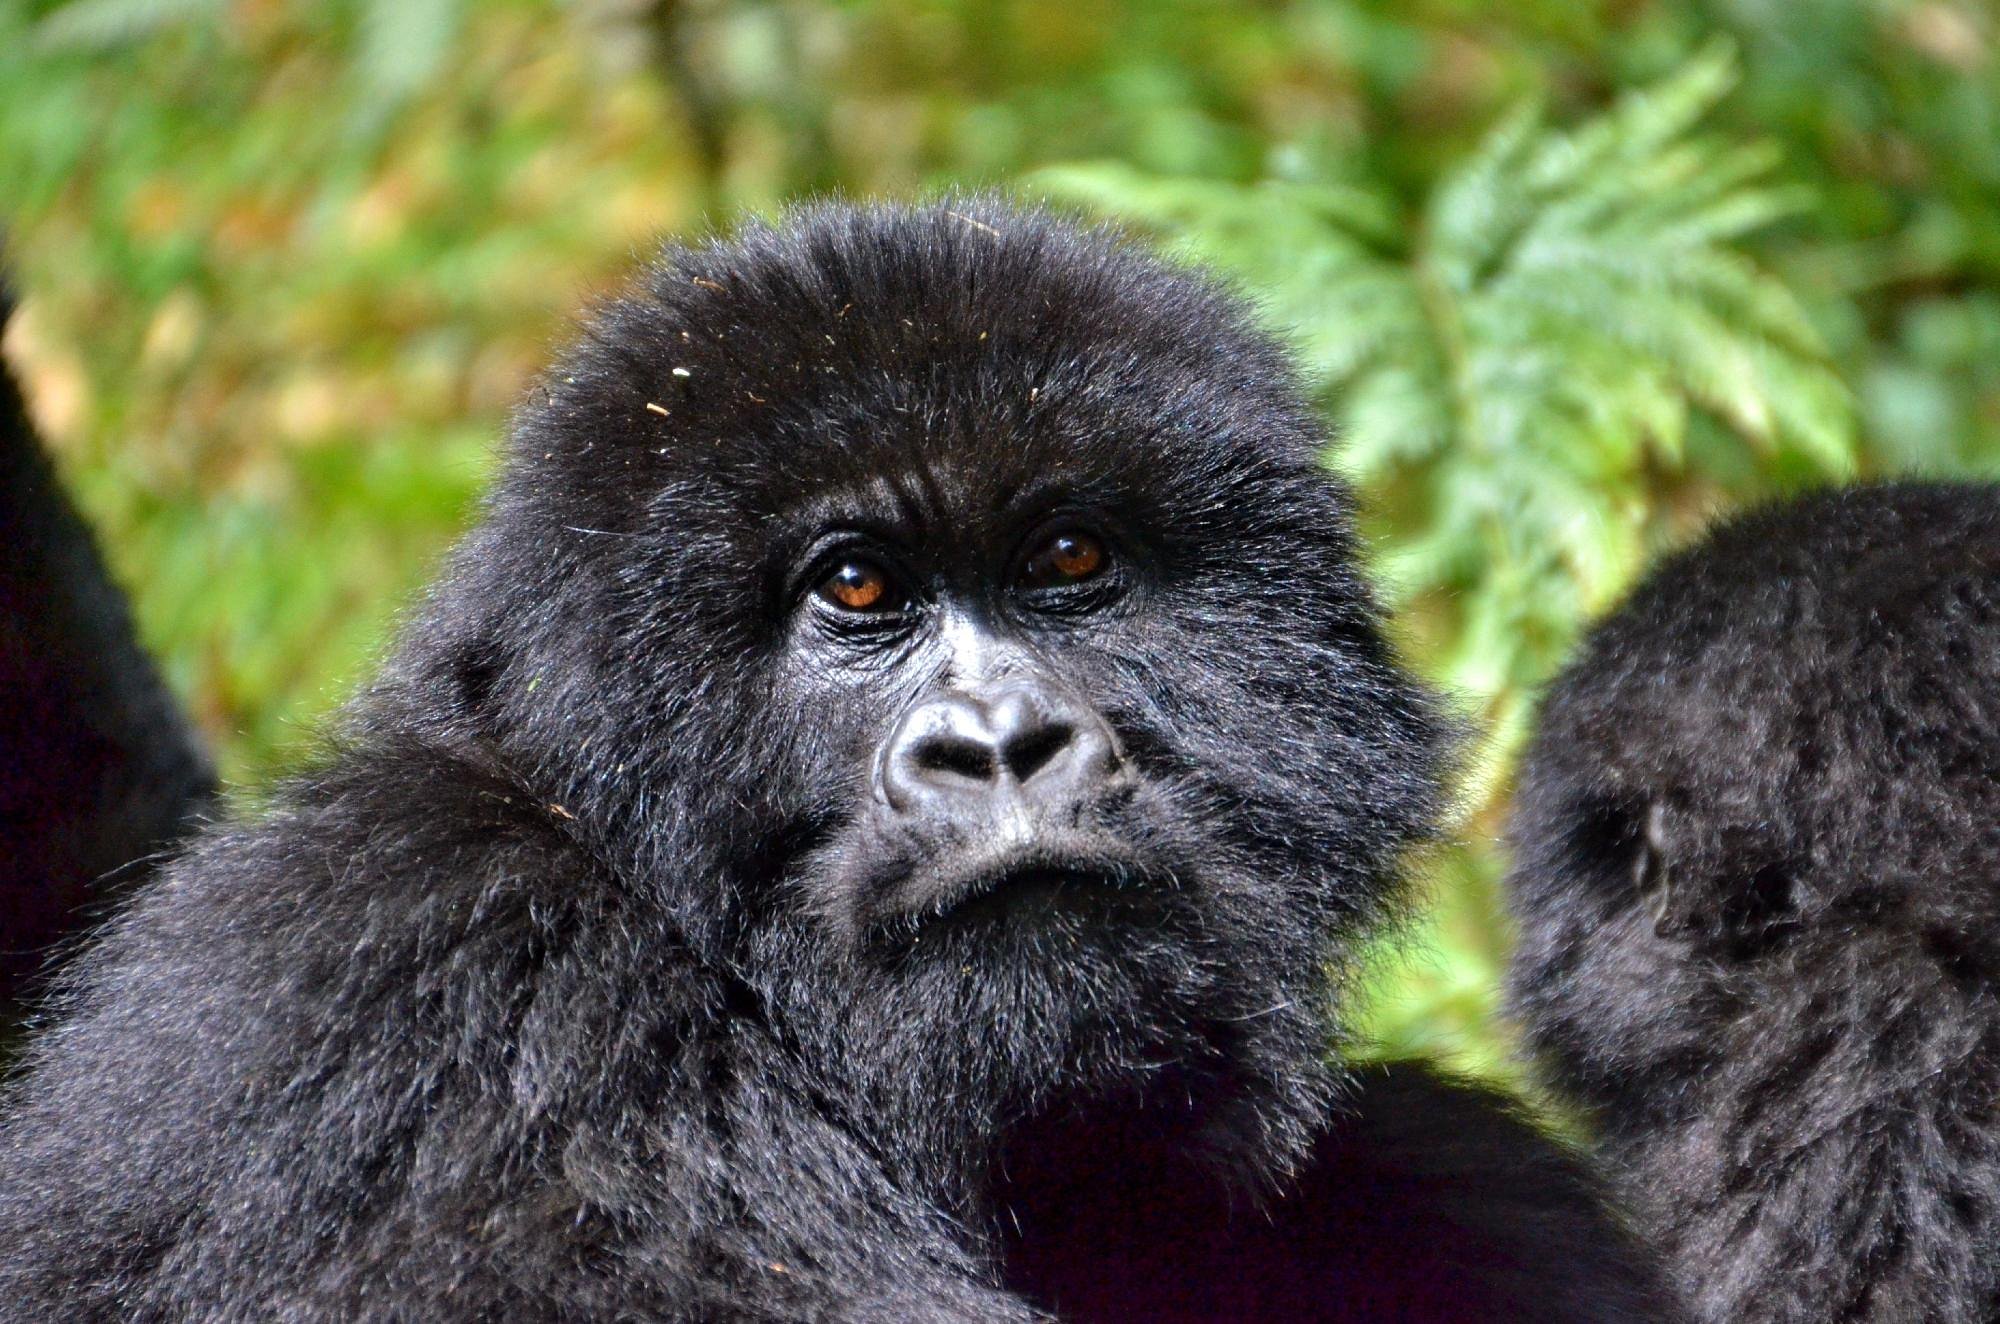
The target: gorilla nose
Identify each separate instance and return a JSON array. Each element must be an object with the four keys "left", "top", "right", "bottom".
[{"left": 878, "top": 683, "right": 1123, "bottom": 818}]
